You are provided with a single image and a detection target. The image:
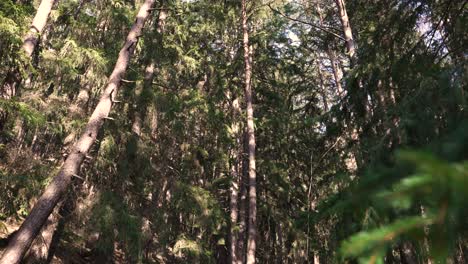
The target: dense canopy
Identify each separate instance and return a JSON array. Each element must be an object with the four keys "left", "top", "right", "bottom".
[{"left": 0, "top": 0, "right": 467, "bottom": 263}]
